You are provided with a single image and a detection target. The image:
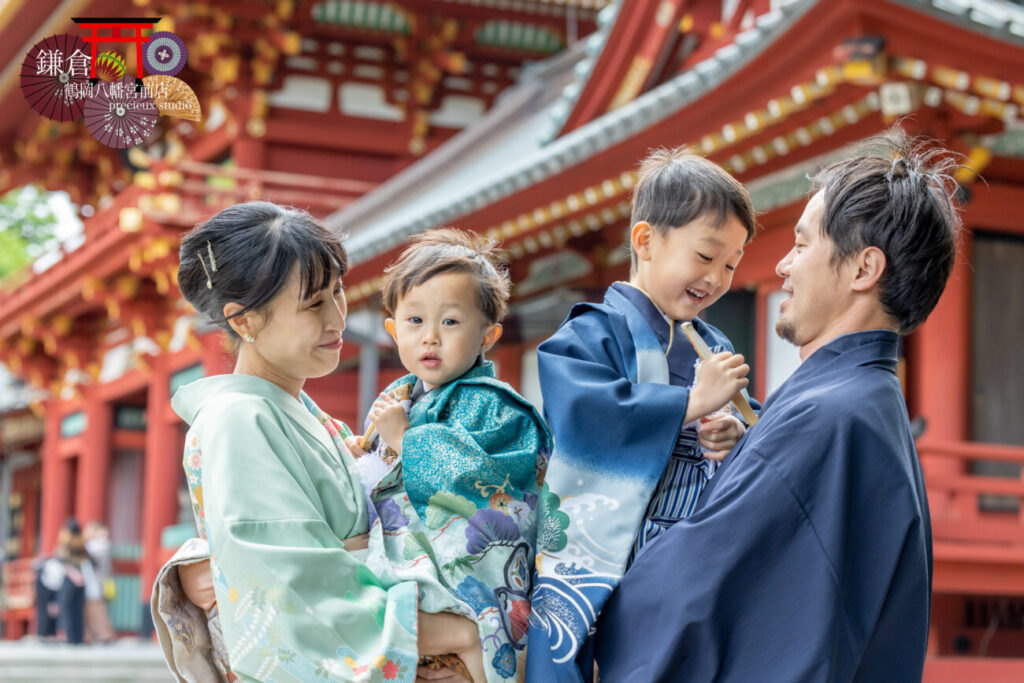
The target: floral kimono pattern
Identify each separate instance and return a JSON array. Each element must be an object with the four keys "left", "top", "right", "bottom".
[
  {"left": 174, "top": 374, "right": 419, "bottom": 683},
  {"left": 353, "top": 362, "right": 552, "bottom": 682}
]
